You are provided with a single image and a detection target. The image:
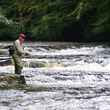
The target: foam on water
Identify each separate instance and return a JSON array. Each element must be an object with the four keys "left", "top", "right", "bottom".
[{"left": 1, "top": 59, "right": 110, "bottom": 73}]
